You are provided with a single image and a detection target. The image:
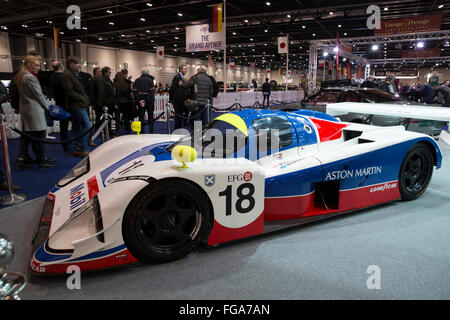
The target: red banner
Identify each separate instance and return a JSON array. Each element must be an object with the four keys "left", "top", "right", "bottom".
[
  {"left": 375, "top": 14, "right": 442, "bottom": 36},
  {"left": 402, "top": 48, "right": 441, "bottom": 59}
]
